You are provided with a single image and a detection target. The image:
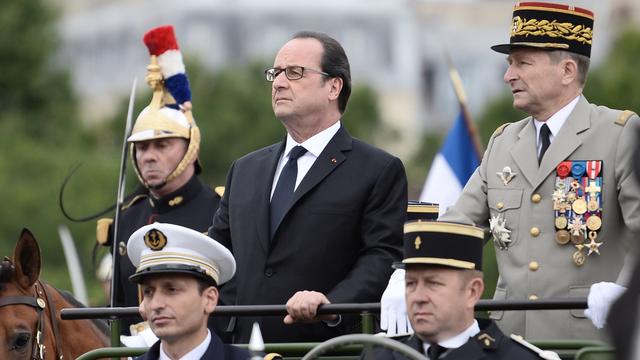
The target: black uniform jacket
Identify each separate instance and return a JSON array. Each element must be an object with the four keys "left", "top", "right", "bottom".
[
  {"left": 210, "top": 125, "right": 407, "bottom": 343},
  {"left": 365, "top": 319, "right": 542, "bottom": 360},
  {"left": 134, "top": 331, "right": 250, "bottom": 360},
  {"left": 111, "top": 175, "right": 220, "bottom": 333}
]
